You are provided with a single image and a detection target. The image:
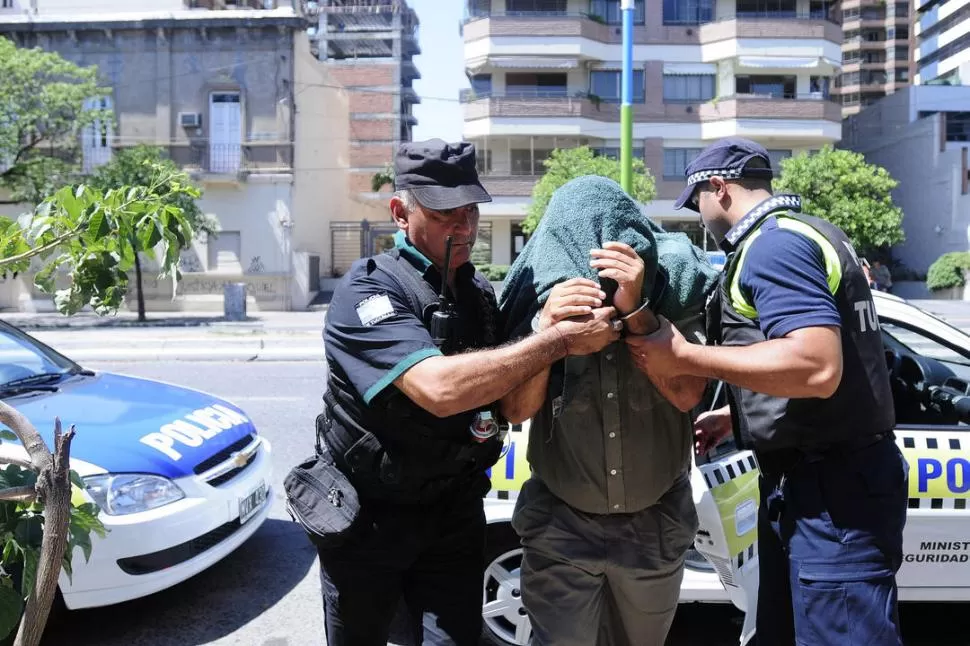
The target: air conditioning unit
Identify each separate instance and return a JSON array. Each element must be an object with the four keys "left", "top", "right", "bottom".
[{"left": 179, "top": 112, "right": 203, "bottom": 128}]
